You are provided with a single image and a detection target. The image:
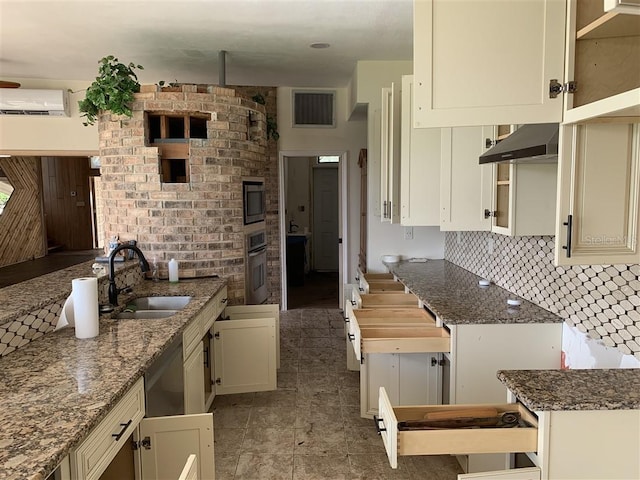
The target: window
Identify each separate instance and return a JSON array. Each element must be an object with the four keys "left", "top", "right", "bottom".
[
  {"left": 293, "top": 91, "right": 335, "bottom": 127},
  {"left": 318, "top": 155, "right": 339, "bottom": 164}
]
